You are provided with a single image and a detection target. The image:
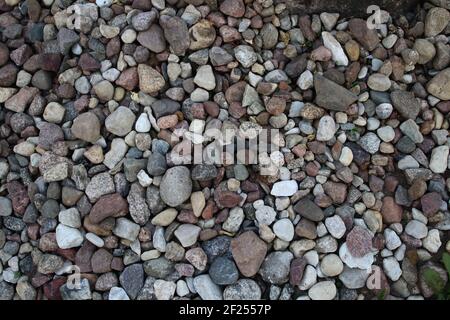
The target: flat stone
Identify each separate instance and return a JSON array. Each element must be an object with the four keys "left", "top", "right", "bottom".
[
  {"left": 85, "top": 172, "right": 115, "bottom": 203},
  {"left": 193, "top": 275, "right": 223, "bottom": 300},
  {"left": 194, "top": 65, "right": 216, "bottom": 90},
  {"left": 293, "top": 198, "right": 325, "bottom": 222},
  {"left": 316, "top": 116, "right": 336, "bottom": 141},
  {"left": 346, "top": 226, "right": 373, "bottom": 258},
  {"left": 119, "top": 264, "right": 144, "bottom": 299},
  {"left": 174, "top": 224, "right": 201, "bottom": 247},
  {"left": 223, "top": 279, "right": 262, "bottom": 300},
  {"left": 314, "top": 74, "right": 357, "bottom": 111},
  {"left": 113, "top": 218, "right": 140, "bottom": 242},
  {"left": 270, "top": 180, "right": 298, "bottom": 197},
  {"left": 322, "top": 31, "right": 348, "bottom": 66}
]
